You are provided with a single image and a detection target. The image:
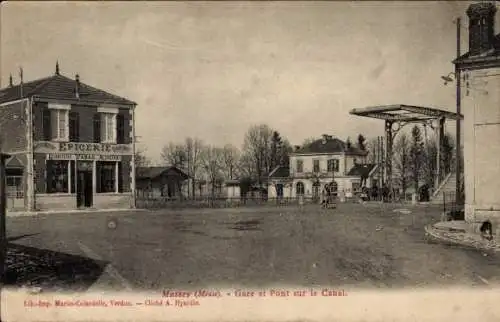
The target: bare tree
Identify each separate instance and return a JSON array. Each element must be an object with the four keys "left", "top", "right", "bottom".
[
  {"left": 423, "top": 134, "right": 438, "bottom": 189},
  {"left": 222, "top": 144, "right": 240, "bottom": 180},
  {"left": 241, "top": 124, "right": 274, "bottom": 186},
  {"left": 301, "top": 137, "right": 316, "bottom": 147},
  {"left": 201, "top": 145, "right": 225, "bottom": 197},
  {"left": 184, "top": 137, "right": 204, "bottom": 199},
  {"left": 393, "top": 133, "right": 411, "bottom": 197},
  {"left": 135, "top": 148, "right": 151, "bottom": 169},
  {"left": 161, "top": 137, "right": 204, "bottom": 198},
  {"left": 410, "top": 125, "right": 425, "bottom": 192},
  {"left": 160, "top": 142, "right": 186, "bottom": 168},
  {"left": 366, "top": 137, "right": 382, "bottom": 164},
  {"left": 357, "top": 134, "right": 367, "bottom": 151},
  {"left": 238, "top": 153, "right": 255, "bottom": 179}
]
